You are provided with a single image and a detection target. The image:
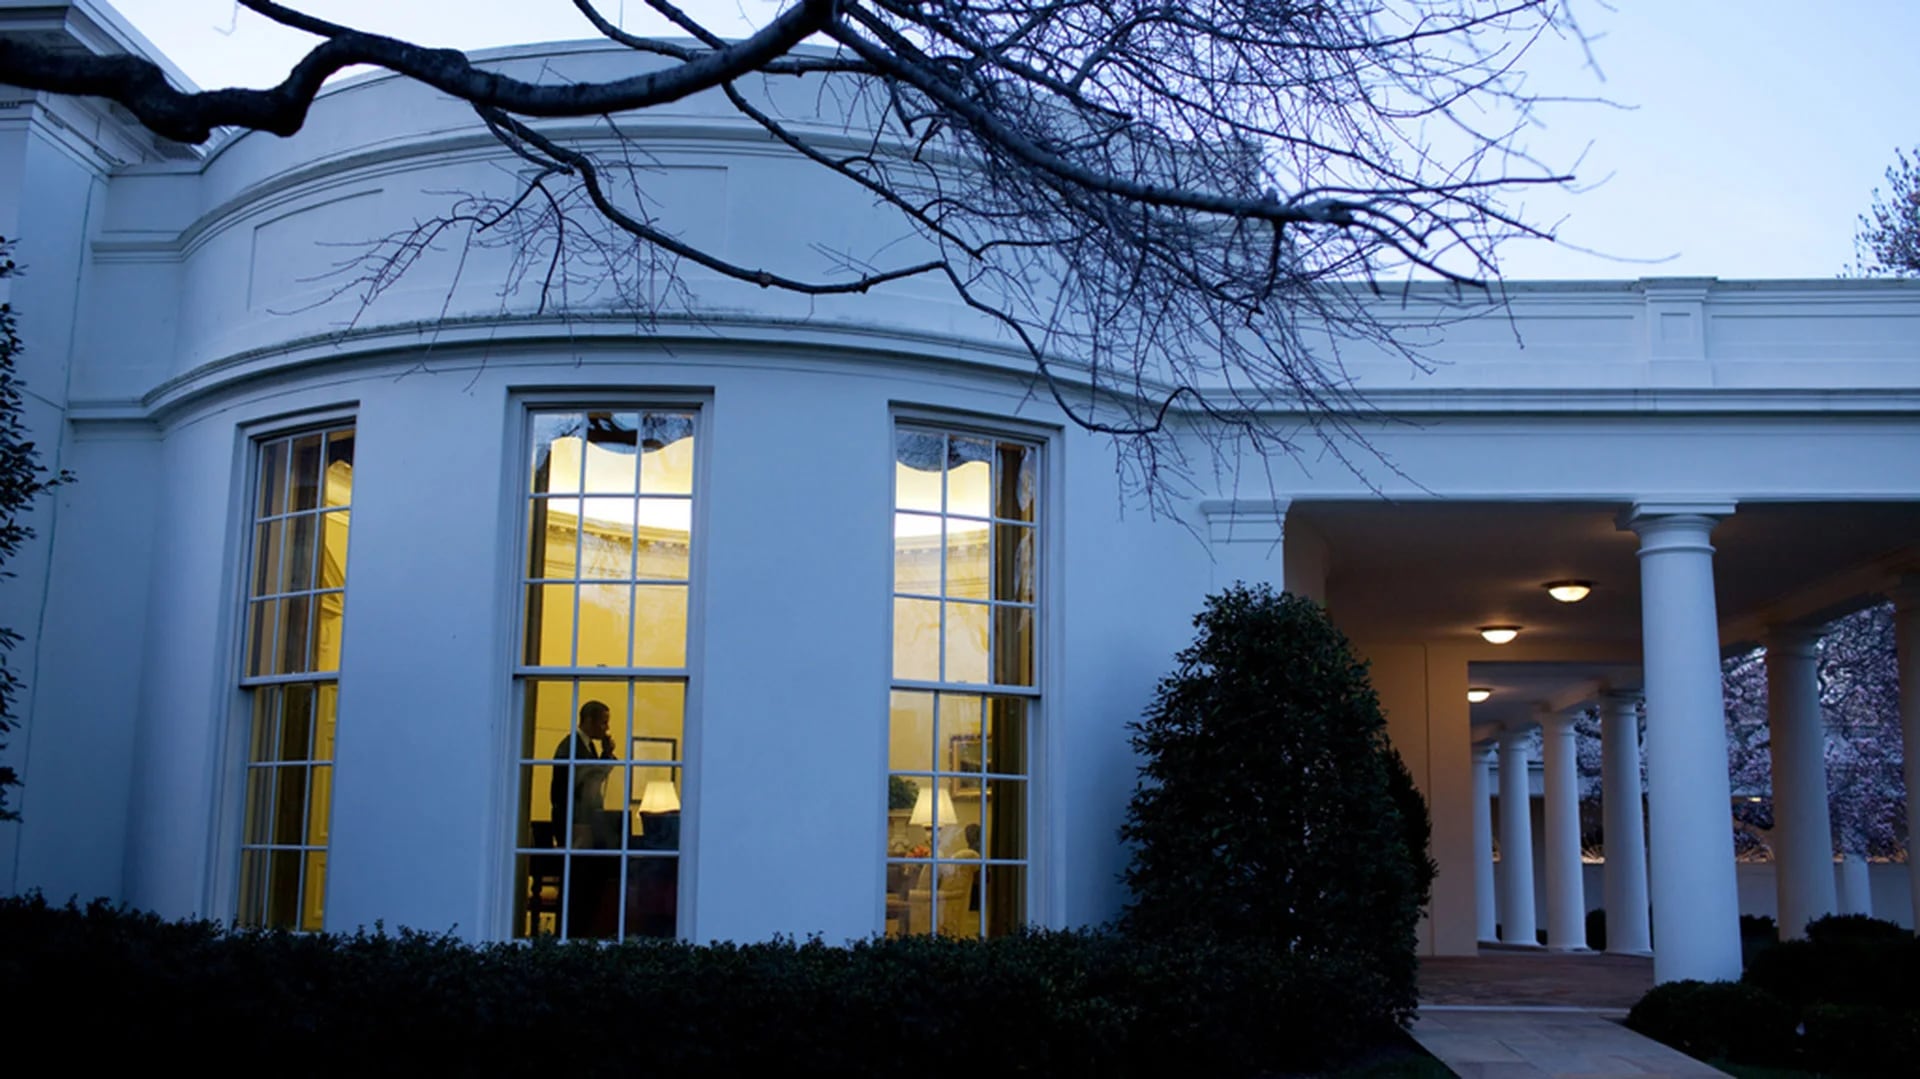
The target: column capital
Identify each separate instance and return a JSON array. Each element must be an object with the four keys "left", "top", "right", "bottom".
[
  {"left": 1617, "top": 500, "right": 1736, "bottom": 536},
  {"left": 1538, "top": 710, "right": 1581, "bottom": 735},
  {"left": 1497, "top": 721, "right": 1536, "bottom": 745},
  {"left": 1600, "top": 688, "right": 1643, "bottom": 711}
]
